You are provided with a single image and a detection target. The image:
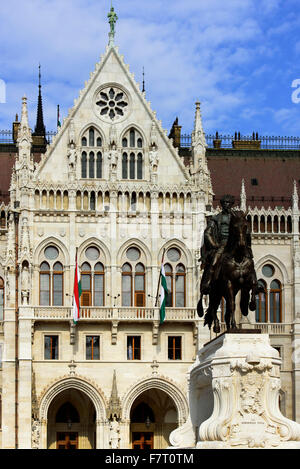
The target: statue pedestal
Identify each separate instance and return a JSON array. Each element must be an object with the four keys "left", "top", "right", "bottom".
[{"left": 170, "top": 332, "right": 300, "bottom": 449}]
